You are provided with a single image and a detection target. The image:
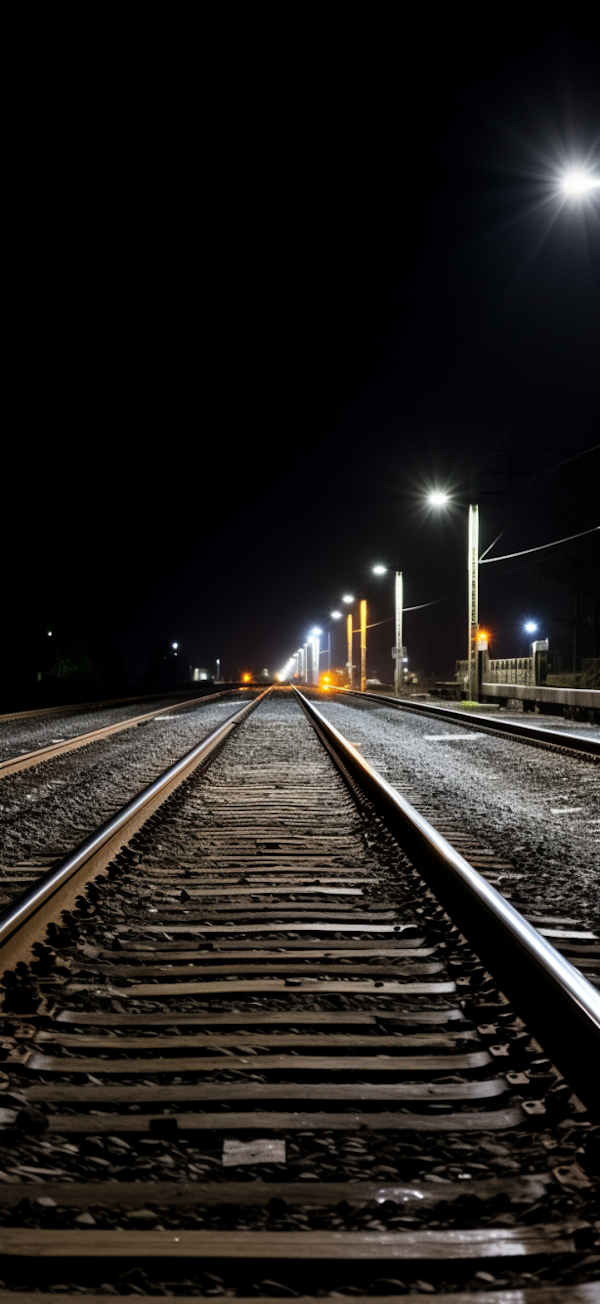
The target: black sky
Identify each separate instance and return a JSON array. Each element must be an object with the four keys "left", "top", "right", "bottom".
[{"left": 7, "top": 19, "right": 600, "bottom": 687}]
